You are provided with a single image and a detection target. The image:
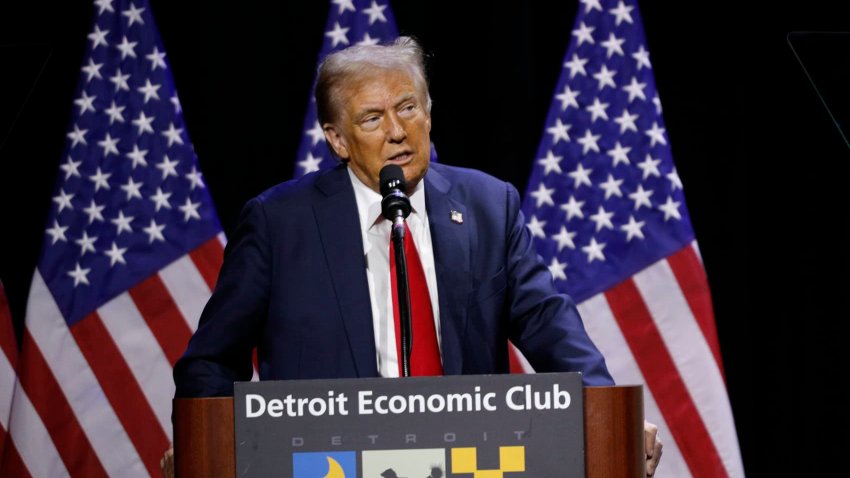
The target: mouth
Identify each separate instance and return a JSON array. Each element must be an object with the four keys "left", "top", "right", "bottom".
[{"left": 386, "top": 151, "right": 414, "bottom": 164}]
